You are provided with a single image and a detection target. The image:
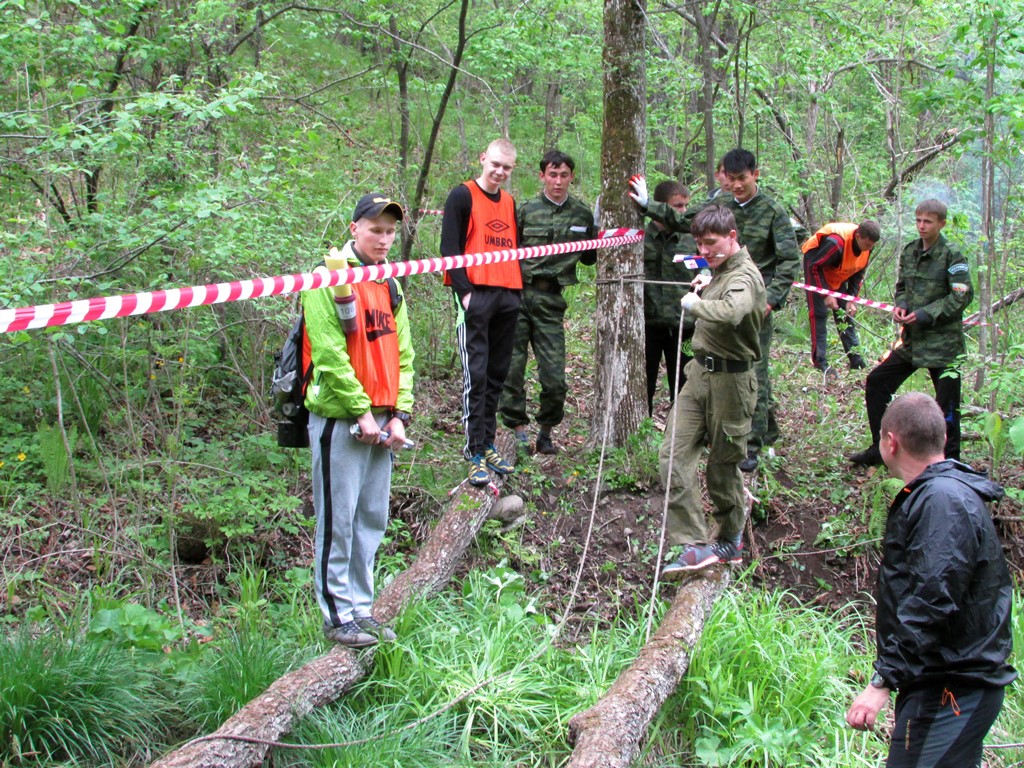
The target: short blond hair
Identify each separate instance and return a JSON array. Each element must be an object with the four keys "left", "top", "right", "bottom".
[{"left": 486, "top": 138, "right": 517, "bottom": 161}]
